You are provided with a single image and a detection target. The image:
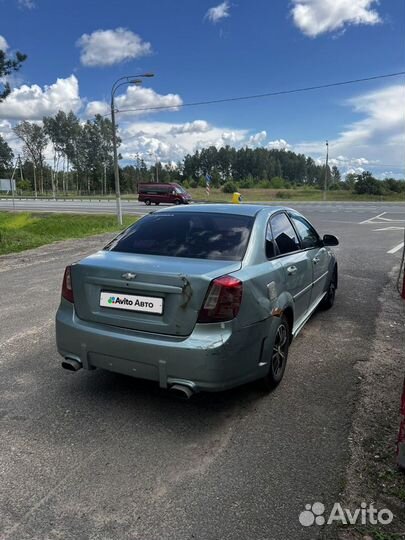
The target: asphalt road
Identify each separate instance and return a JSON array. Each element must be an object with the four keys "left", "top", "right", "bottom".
[
  {"left": 0, "top": 196, "right": 405, "bottom": 219},
  {"left": 0, "top": 202, "right": 404, "bottom": 540}
]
